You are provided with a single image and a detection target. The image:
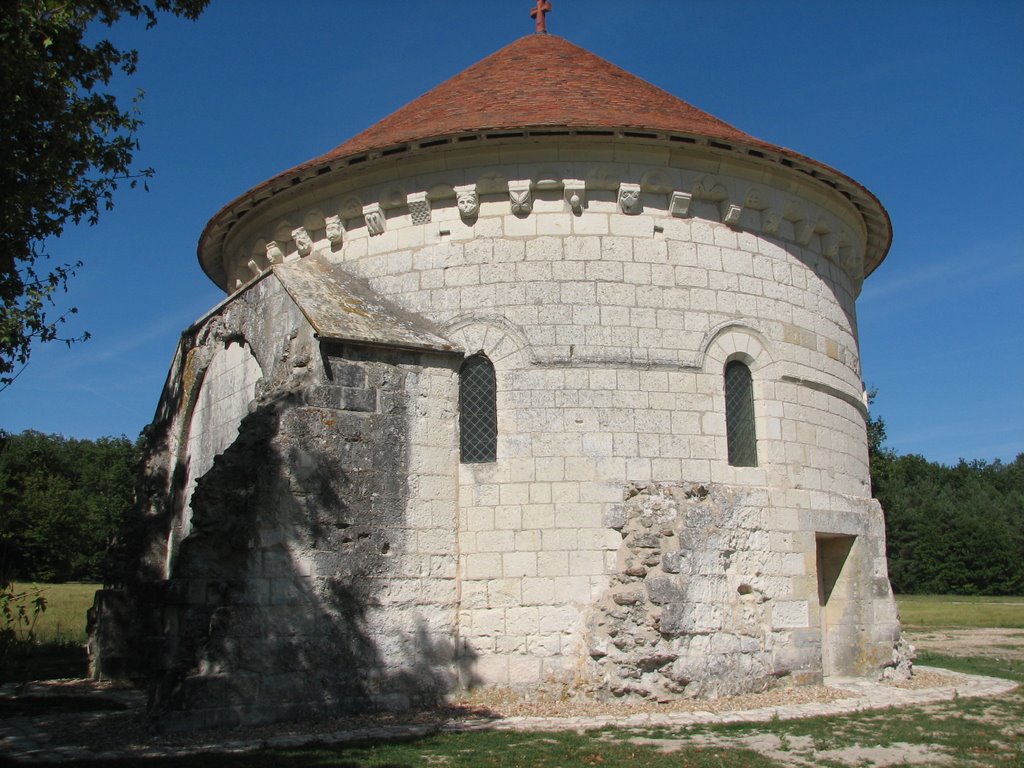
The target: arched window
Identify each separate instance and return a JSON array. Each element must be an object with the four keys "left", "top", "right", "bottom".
[
  {"left": 724, "top": 360, "right": 757, "bottom": 467},
  {"left": 459, "top": 354, "right": 497, "bottom": 463}
]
